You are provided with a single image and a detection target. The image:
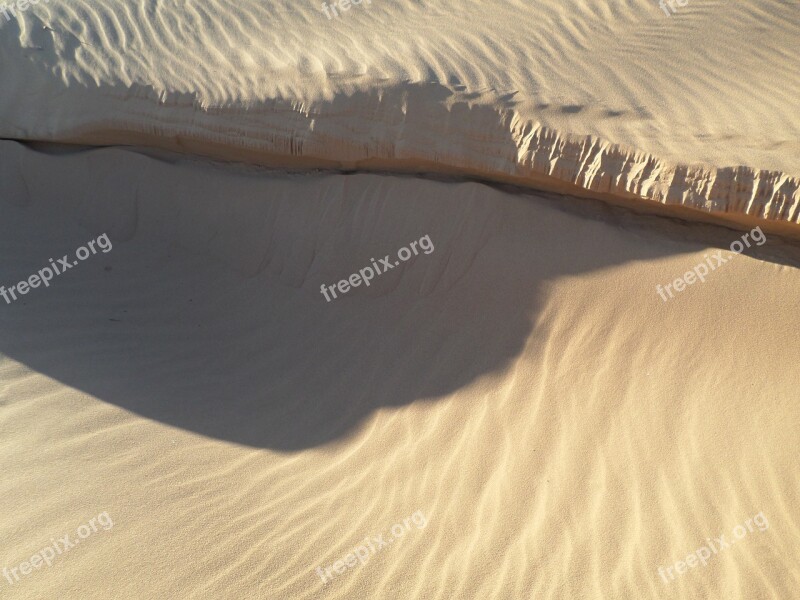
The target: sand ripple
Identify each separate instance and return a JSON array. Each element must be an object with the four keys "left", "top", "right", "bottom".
[{"left": 1, "top": 140, "right": 799, "bottom": 598}]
